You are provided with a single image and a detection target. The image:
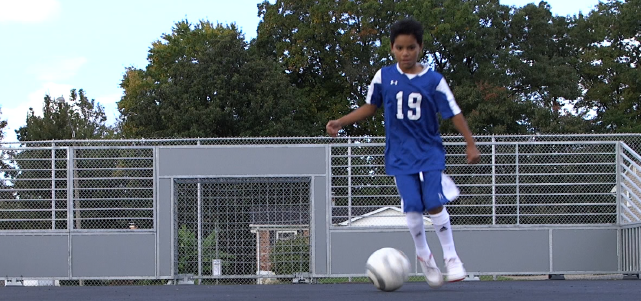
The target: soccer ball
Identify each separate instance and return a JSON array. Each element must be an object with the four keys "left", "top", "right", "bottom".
[{"left": 365, "top": 247, "right": 411, "bottom": 292}]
